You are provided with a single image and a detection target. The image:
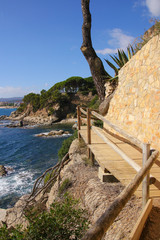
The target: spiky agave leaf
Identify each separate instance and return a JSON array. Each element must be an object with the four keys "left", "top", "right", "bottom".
[
  {"left": 120, "top": 50, "right": 129, "bottom": 64},
  {"left": 109, "top": 54, "right": 123, "bottom": 68},
  {"left": 127, "top": 45, "right": 135, "bottom": 60},
  {"left": 127, "top": 47, "right": 132, "bottom": 60},
  {"left": 117, "top": 50, "right": 124, "bottom": 65},
  {"left": 104, "top": 59, "right": 119, "bottom": 75}
]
